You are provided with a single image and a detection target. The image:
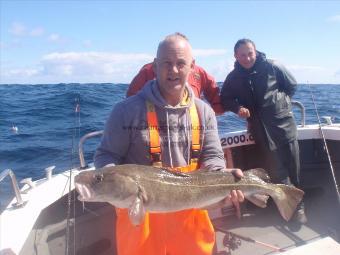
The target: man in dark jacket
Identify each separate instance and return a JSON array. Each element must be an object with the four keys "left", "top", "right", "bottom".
[{"left": 220, "top": 38, "right": 306, "bottom": 224}]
